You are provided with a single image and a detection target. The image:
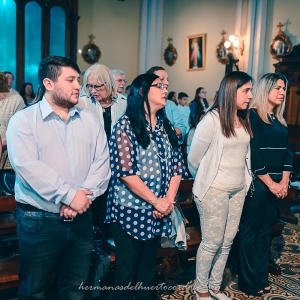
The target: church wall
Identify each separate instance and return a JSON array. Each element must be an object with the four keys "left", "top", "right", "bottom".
[
  {"left": 162, "top": 0, "right": 237, "bottom": 102},
  {"left": 77, "top": 0, "right": 140, "bottom": 84},
  {"left": 264, "top": 0, "right": 300, "bottom": 74}
]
